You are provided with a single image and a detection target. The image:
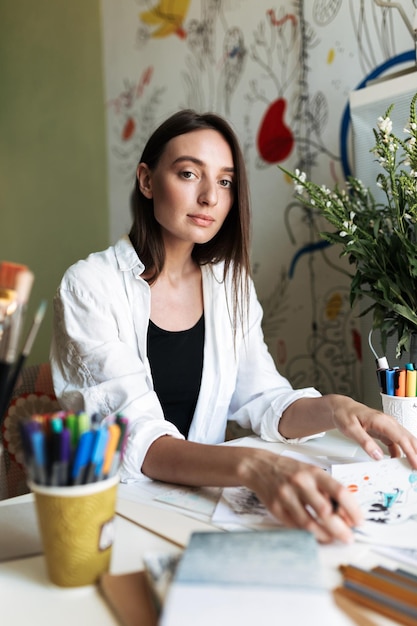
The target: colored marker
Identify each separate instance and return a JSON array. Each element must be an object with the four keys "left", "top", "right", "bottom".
[
  {"left": 71, "top": 430, "right": 95, "bottom": 485},
  {"left": 406, "top": 369, "right": 417, "bottom": 397},
  {"left": 102, "top": 424, "right": 121, "bottom": 479},
  {"left": 385, "top": 369, "right": 396, "bottom": 396},
  {"left": 31, "top": 430, "right": 47, "bottom": 485},
  {"left": 85, "top": 427, "right": 110, "bottom": 483},
  {"left": 395, "top": 369, "right": 406, "bottom": 397}
]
